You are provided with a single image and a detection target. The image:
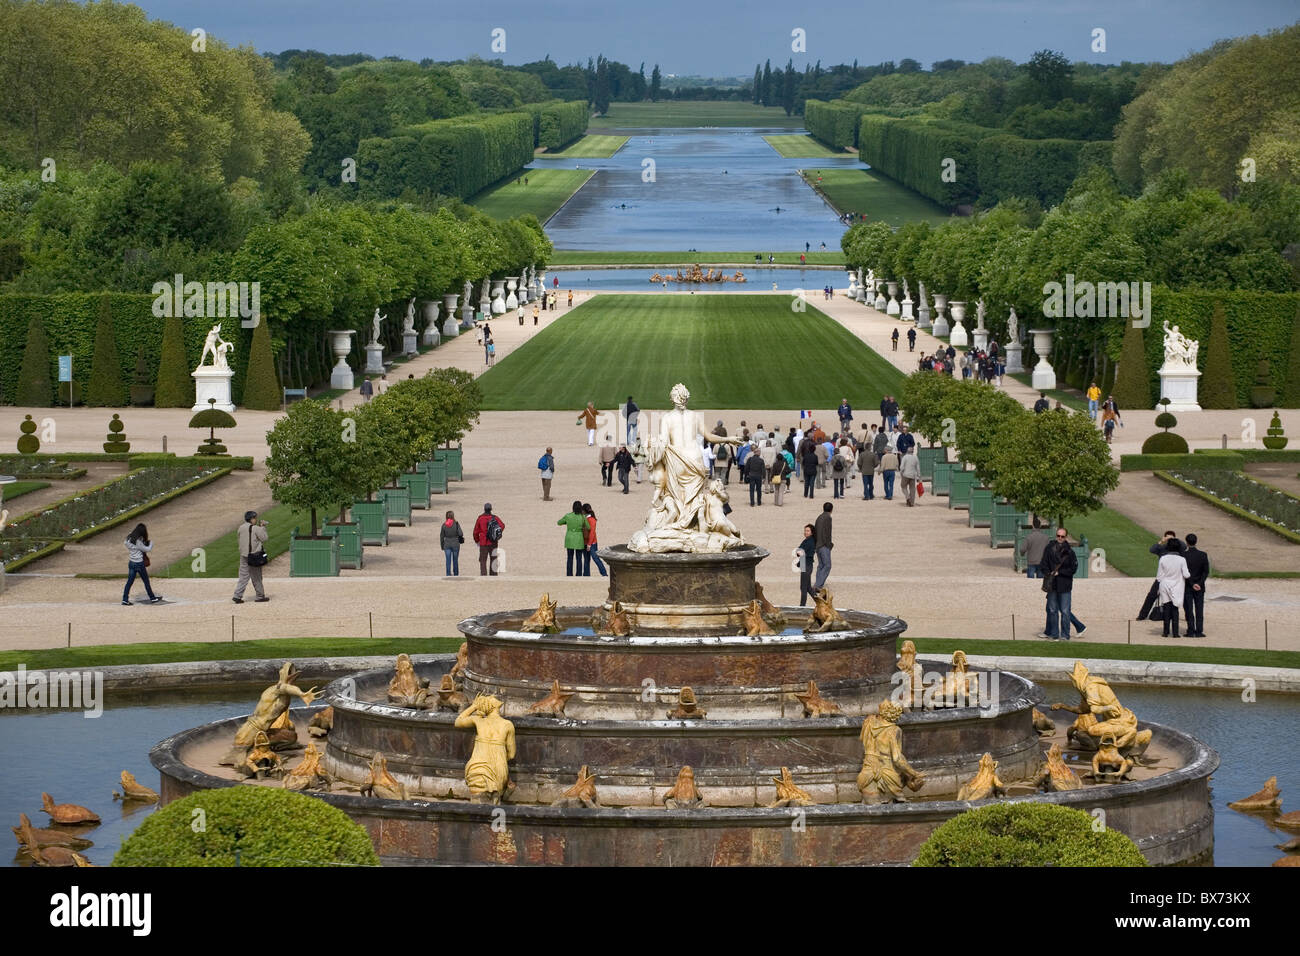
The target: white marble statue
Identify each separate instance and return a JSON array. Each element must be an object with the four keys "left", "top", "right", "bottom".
[
  {"left": 628, "top": 383, "right": 745, "bottom": 554},
  {"left": 902, "top": 278, "right": 910, "bottom": 300},
  {"left": 403, "top": 297, "right": 416, "bottom": 333},
  {"left": 199, "top": 323, "right": 232, "bottom": 370},
  {"left": 917, "top": 281, "right": 927, "bottom": 309},
  {"left": 976, "top": 298, "right": 987, "bottom": 331},
  {"left": 1007, "top": 308, "right": 1019, "bottom": 342},
  {"left": 463, "top": 280, "right": 473, "bottom": 304},
  {"left": 370, "top": 309, "right": 386, "bottom": 344},
  {"left": 1162, "top": 321, "right": 1199, "bottom": 369}
]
